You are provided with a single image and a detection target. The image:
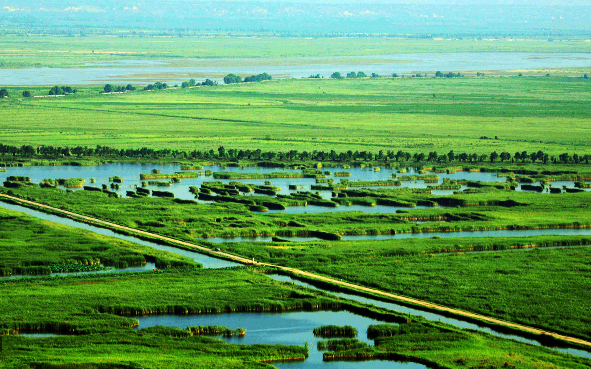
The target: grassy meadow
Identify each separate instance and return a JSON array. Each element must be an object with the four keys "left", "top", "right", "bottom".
[{"left": 0, "top": 76, "right": 590, "bottom": 154}]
